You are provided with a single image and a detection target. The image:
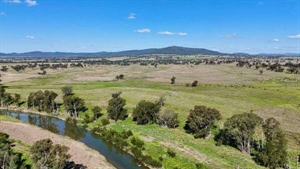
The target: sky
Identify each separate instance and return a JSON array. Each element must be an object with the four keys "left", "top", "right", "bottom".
[{"left": 0, "top": 0, "right": 299, "bottom": 54}]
